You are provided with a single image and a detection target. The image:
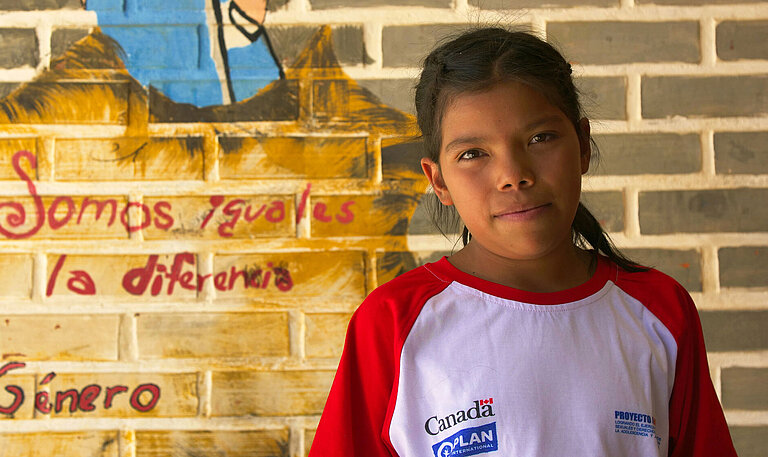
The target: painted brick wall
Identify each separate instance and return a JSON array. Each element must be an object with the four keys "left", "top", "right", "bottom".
[{"left": 0, "top": 0, "right": 766, "bottom": 456}]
